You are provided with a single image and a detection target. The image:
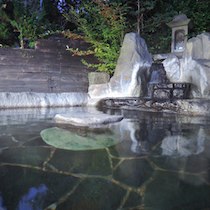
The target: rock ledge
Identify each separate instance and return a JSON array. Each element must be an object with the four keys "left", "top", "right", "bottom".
[{"left": 54, "top": 112, "right": 123, "bottom": 126}]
